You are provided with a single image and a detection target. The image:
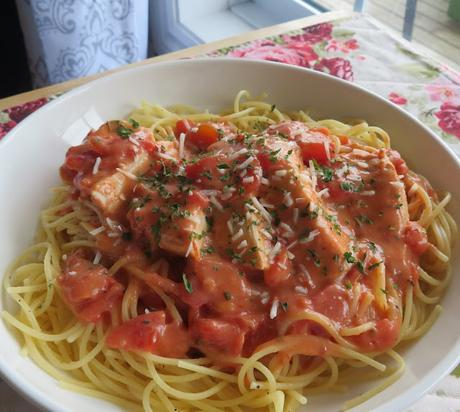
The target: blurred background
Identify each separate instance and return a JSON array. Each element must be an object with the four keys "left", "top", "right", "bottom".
[{"left": 1, "top": 0, "right": 459, "bottom": 99}]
